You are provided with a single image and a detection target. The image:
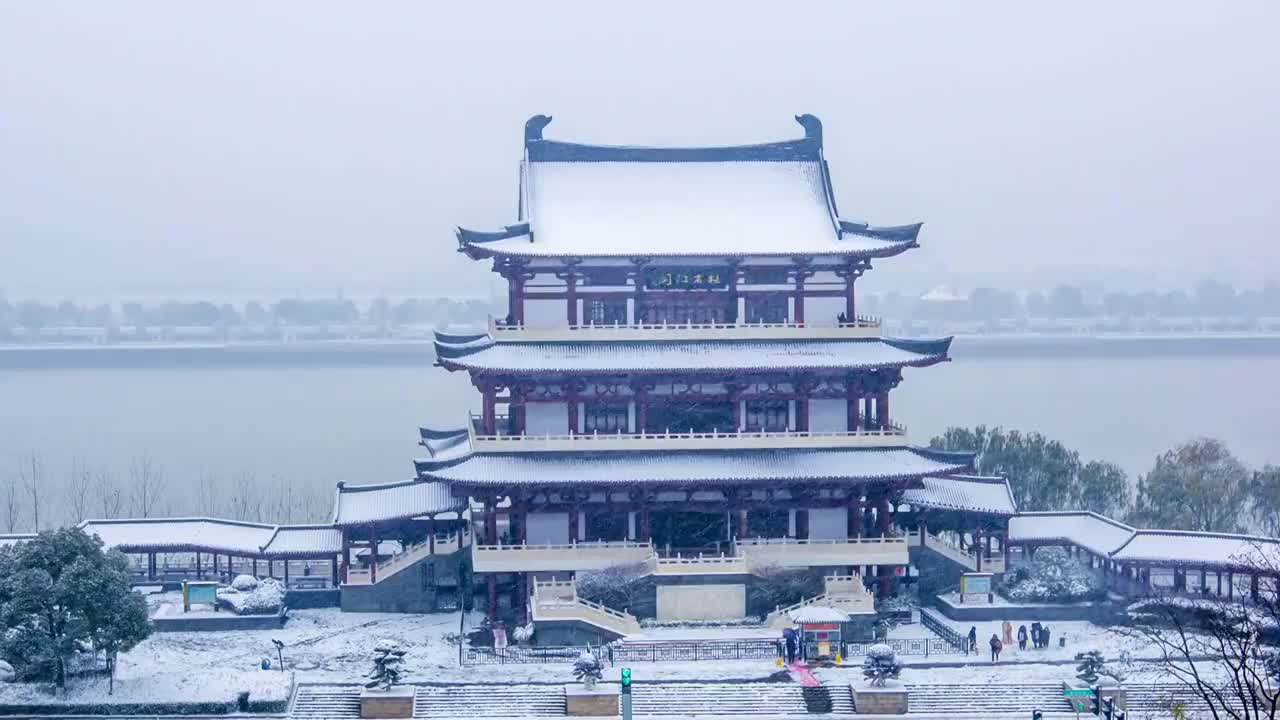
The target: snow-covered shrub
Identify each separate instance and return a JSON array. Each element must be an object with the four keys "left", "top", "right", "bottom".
[
  {"left": 364, "top": 644, "right": 407, "bottom": 690},
  {"left": 1263, "top": 650, "right": 1280, "bottom": 684},
  {"left": 573, "top": 648, "right": 604, "bottom": 689},
  {"left": 575, "top": 563, "right": 653, "bottom": 613},
  {"left": 511, "top": 623, "right": 535, "bottom": 644},
  {"left": 862, "top": 643, "right": 903, "bottom": 687},
  {"left": 1075, "top": 650, "right": 1105, "bottom": 684},
  {"left": 747, "top": 565, "right": 823, "bottom": 617},
  {"left": 231, "top": 574, "right": 259, "bottom": 591},
  {"left": 0, "top": 659, "right": 14, "bottom": 683},
  {"left": 216, "top": 578, "right": 285, "bottom": 615},
  {"left": 1002, "top": 547, "right": 1107, "bottom": 603}
]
